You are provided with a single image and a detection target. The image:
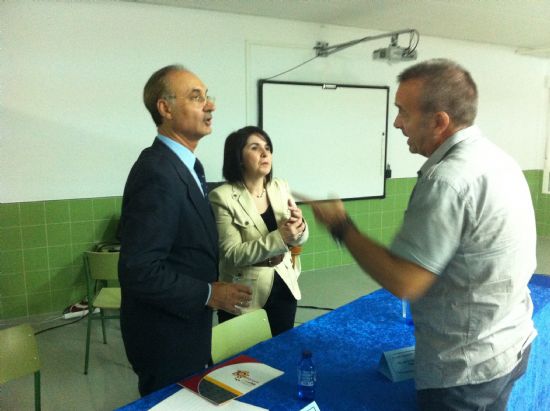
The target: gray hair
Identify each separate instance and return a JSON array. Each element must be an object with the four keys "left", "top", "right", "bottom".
[
  {"left": 143, "top": 64, "right": 188, "bottom": 126},
  {"left": 397, "top": 58, "right": 478, "bottom": 127}
]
